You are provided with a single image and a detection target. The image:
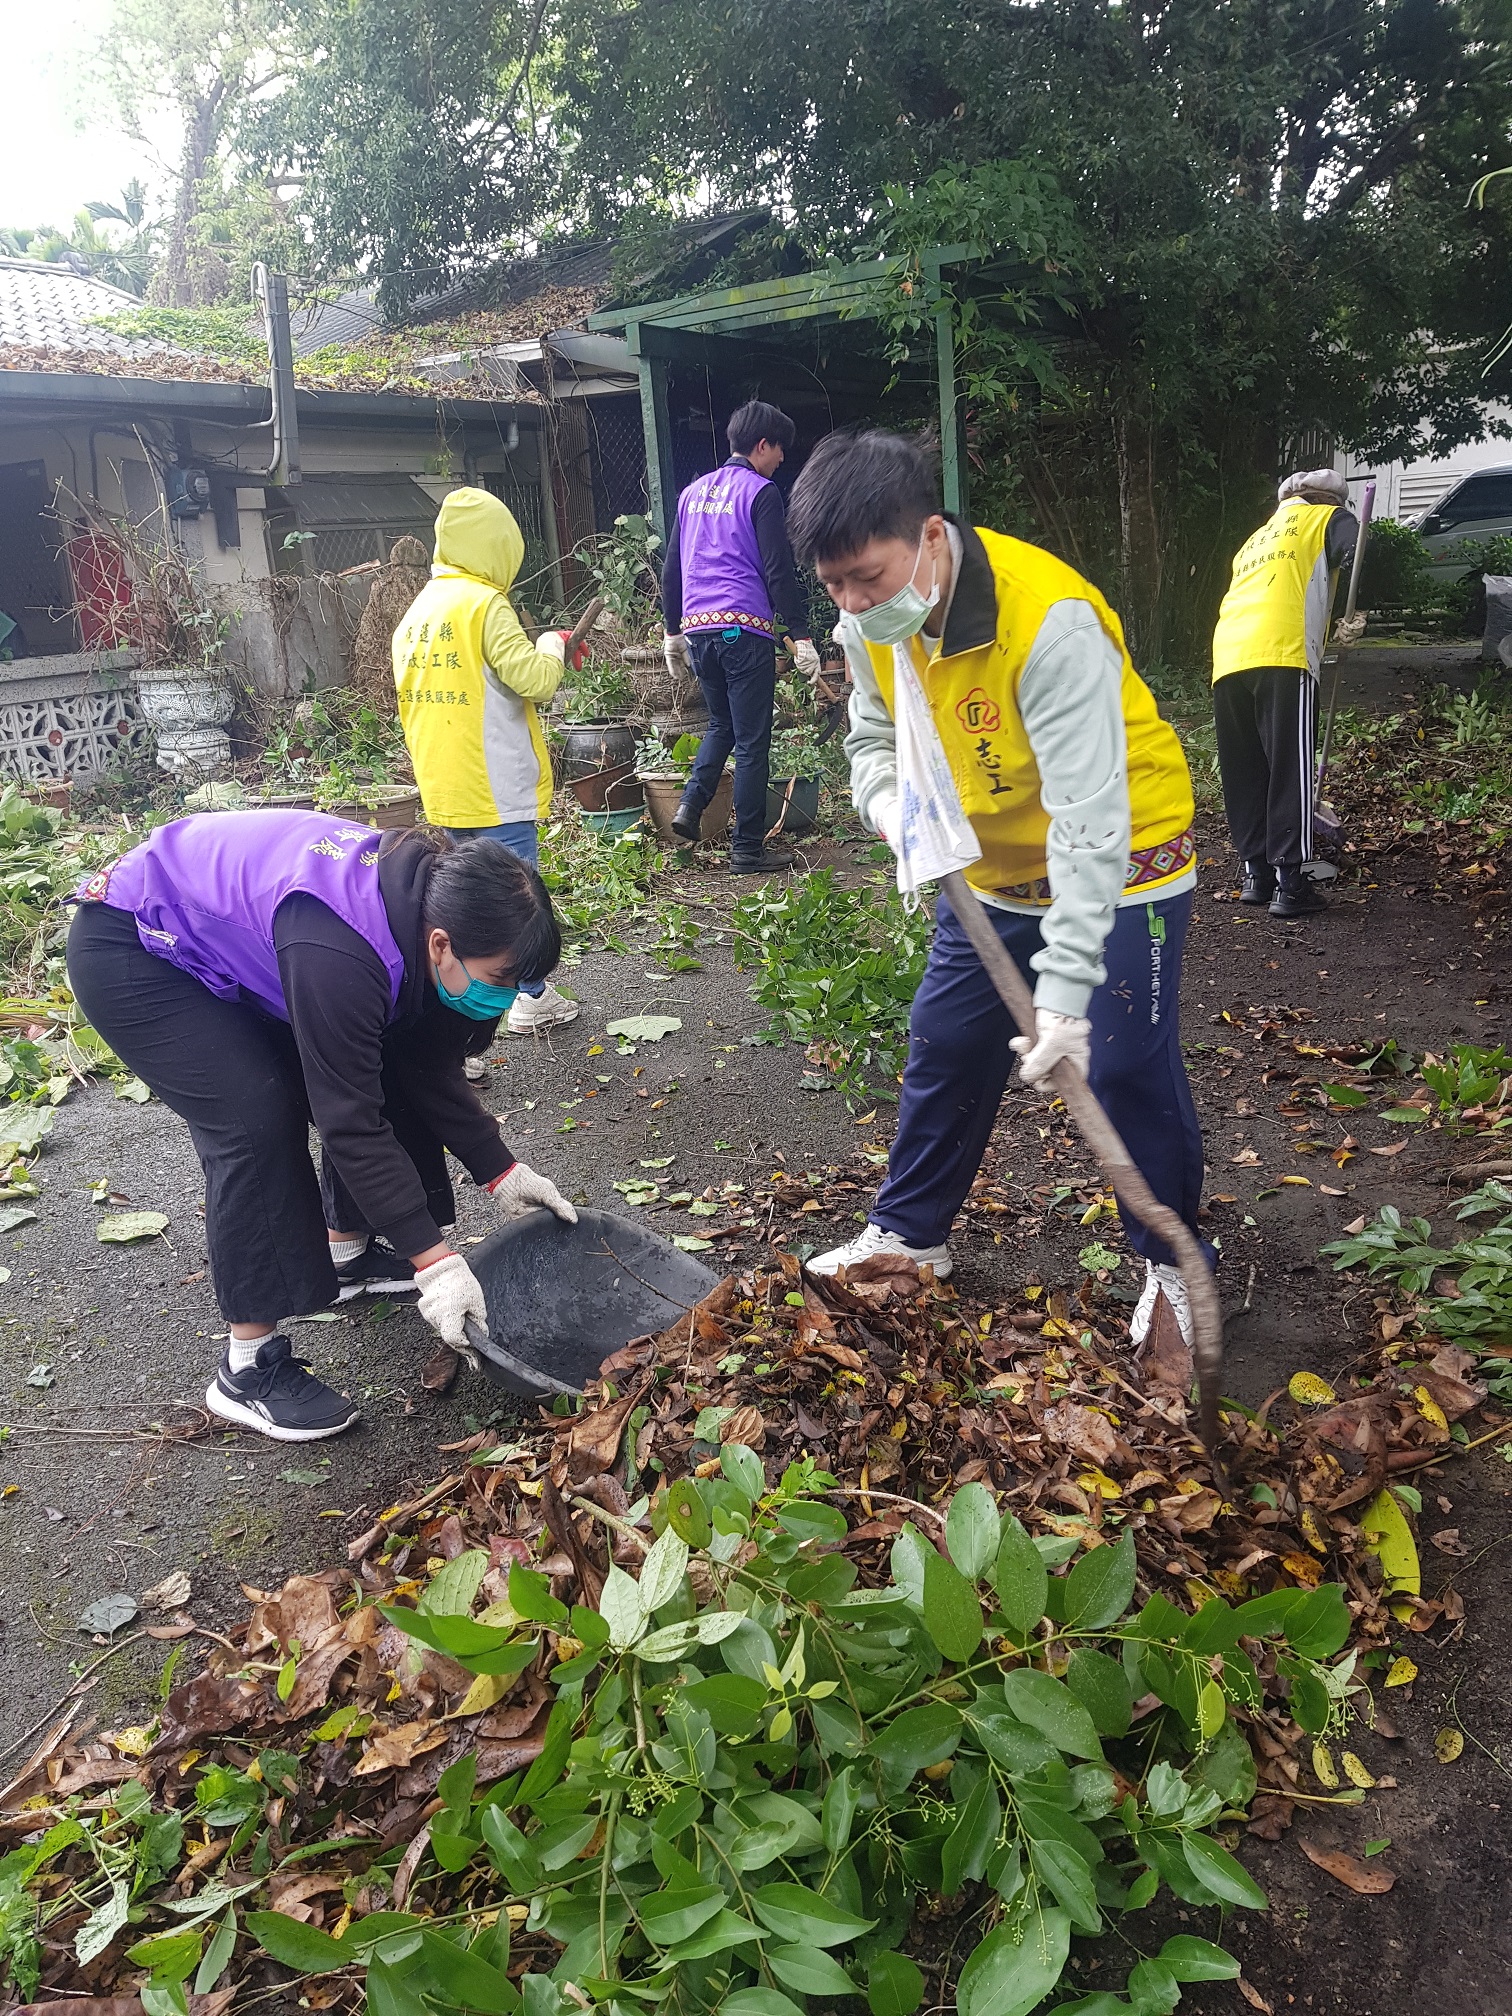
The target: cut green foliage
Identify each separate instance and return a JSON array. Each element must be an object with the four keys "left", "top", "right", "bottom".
[
  {"left": 290, "top": 1460, "right": 1343, "bottom": 2012},
  {"left": 733, "top": 868, "right": 931, "bottom": 1101},
  {"left": 1322, "top": 1185, "right": 1512, "bottom": 1342}
]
